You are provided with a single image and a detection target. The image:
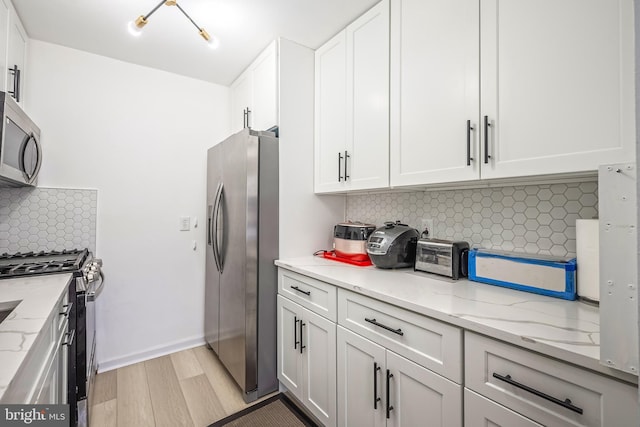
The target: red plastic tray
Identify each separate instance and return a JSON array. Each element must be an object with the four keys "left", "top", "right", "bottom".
[{"left": 321, "top": 251, "right": 373, "bottom": 267}]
